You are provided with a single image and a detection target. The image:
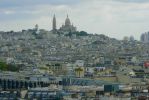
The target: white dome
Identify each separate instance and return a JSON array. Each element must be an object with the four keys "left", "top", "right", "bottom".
[{"left": 65, "top": 15, "right": 71, "bottom": 26}]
